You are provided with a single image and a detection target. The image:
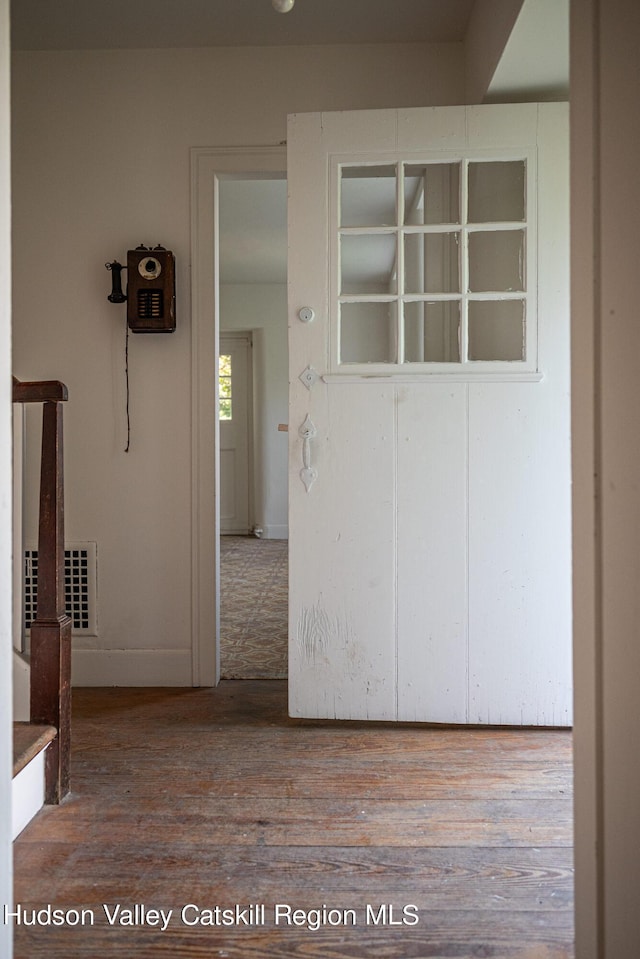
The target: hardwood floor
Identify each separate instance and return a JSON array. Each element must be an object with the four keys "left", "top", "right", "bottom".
[{"left": 12, "top": 681, "right": 574, "bottom": 958}]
